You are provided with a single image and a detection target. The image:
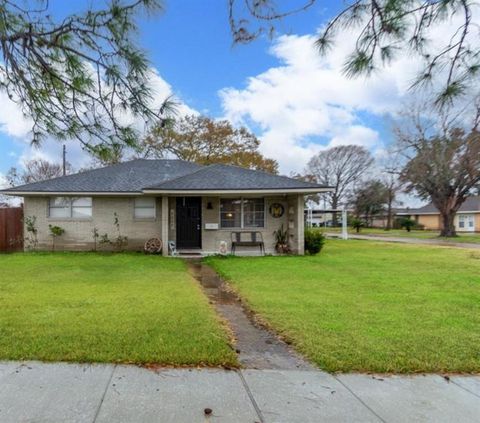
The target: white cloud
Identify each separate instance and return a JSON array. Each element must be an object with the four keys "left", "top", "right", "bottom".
[
  {"left": 329, "top": 126, "right": 380, "bottom": 149},
  {"left": 219, "top": 32, "right": 412, "bottom": 173},
  {"left": 0, "top": 93, "right": 32, "bottom": 139},
  {"left": 219, "top": 12, "right": 479, "bottom": 174}
]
